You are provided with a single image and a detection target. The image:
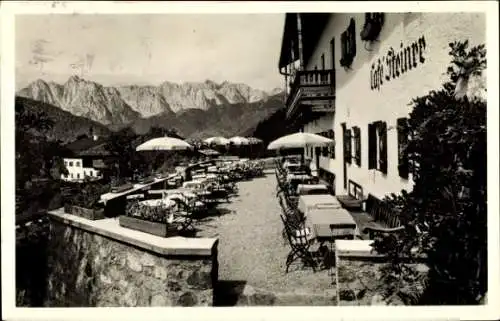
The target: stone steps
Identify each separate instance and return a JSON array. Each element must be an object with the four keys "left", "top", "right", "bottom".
[{"left": 214, "top": 282, "right": 337, "bottom": 306}]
